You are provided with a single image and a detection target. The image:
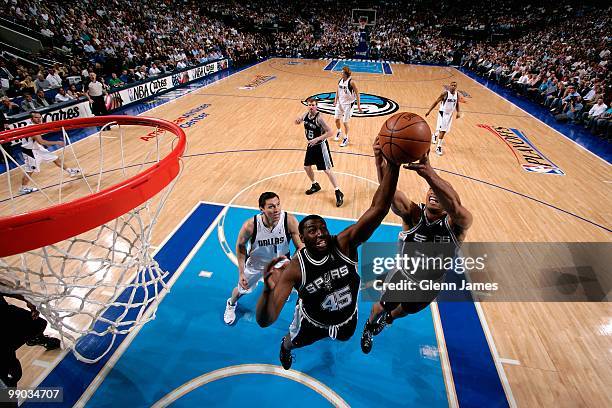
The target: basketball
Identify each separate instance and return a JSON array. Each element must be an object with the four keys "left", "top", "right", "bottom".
[{"left": 378, "top": 112, "right": 431, "bottom": 164}]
